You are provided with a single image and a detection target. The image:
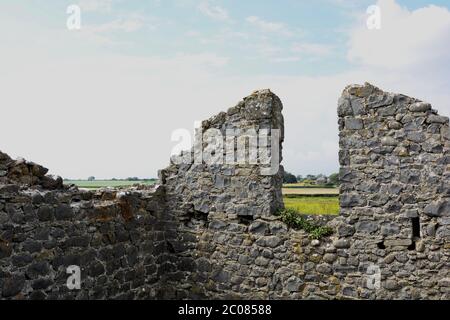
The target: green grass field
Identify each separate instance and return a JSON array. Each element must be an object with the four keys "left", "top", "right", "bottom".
[
  {"left": 64, "top": 180, "right": 156, "bottom": 189},
  {"left": 283, "top": 196, "right": 339, "bottom": 215}
]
